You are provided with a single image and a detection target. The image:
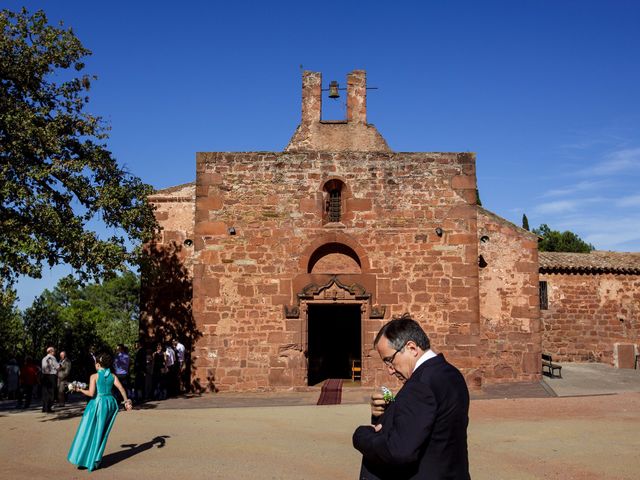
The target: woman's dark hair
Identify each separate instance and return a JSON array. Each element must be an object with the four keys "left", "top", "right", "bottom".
[
  {"left": 374, "top": 313, "right": 430, "bottom": 350},
  {"left": 96, "top": 352, "right": 112, "bottom": 367}
]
